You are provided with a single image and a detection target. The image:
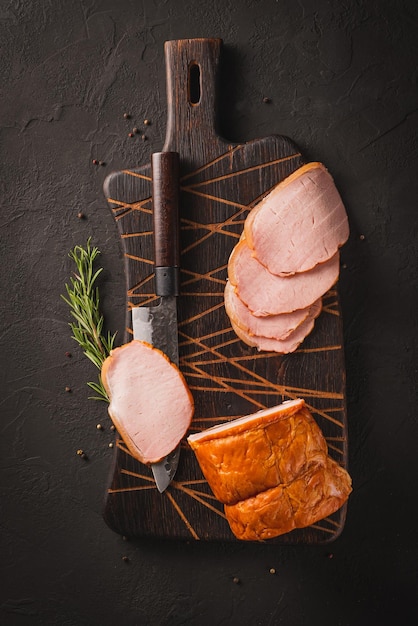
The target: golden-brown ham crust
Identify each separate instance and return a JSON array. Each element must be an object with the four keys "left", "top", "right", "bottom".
[
  {"left": 188, "top": 400, "right": 327, "bottom": 505},
  {"left": 289, "top": 457, "right": 352, "bottom": 529},
  {"left": 224, "top": 484, "right": 295, "bottom": 541},
  {"left": 224, "top": 458, "right": 352, "bottom": 541},
  {"left": 188, "top": 399, "right": 352, "bottom": 540}
]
